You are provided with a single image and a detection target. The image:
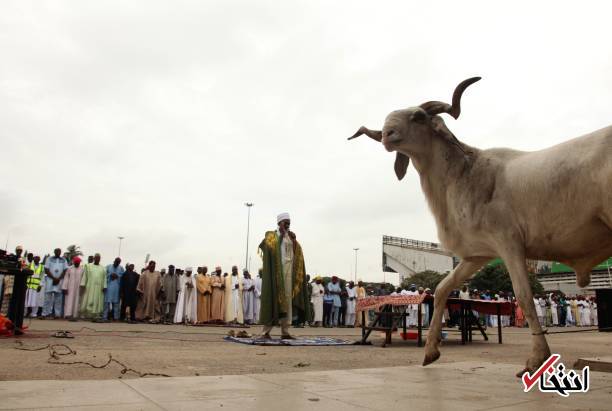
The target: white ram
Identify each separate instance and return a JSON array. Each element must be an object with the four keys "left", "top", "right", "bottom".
[{"left": 349, "top": 77, "right": 612, "bottom": 375}]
